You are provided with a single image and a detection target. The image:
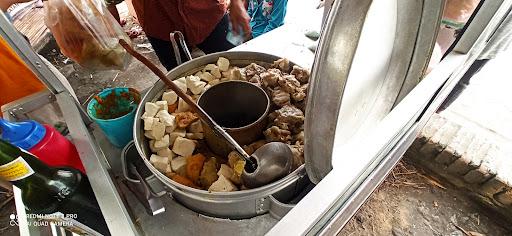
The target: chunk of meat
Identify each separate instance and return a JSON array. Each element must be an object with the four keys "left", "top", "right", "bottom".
[
  {"left": 175, "top": 111, "right": 199, "bottom": 128},
  {"left": 293, "top": 131, "right": 305, "bottom": 145},
  {"left": 244, "top": 63, "right": 266, "bottom": 77},
  {"left": 170, "top": 174, "right": 200, "bottom": 189},
  {"left": 278, "top": 74, "right": 301, "bottom": 93},
  {"left": 291, "top": 65, "right": 310, "bottom": 83},
  {"left": 274, "top": 105, "right": 305, "bottom": 125},
  {"left": 271, "top": 89, "right": 291, "bottom": 107},
  {"left": 291, "top": 83, "right": 308, "bottom": 102},
  {"left": 260, "top": 69, "right": 281, "bottom": 88},
  {"left": 264, "top": 126, "right": 292, "bottom": 143},
  {"left": 272, "top": 58, "right": 290, "bottom": 72},
  {"left": 248, "top": 74, "right": 261, "bottom": 86},
  {"left": 288, "top": 144, "right": 304, "bottom": 169}
]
